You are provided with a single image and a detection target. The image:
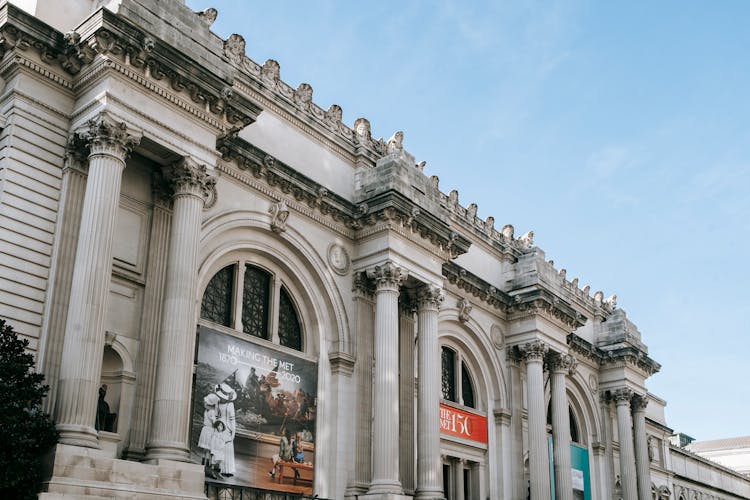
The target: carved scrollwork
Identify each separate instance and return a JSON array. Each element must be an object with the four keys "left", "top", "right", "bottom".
[
  {"left": 269, "top": 199, "right": 289, "bottom": 233},
  {"left": 81, "top": 115, "right": 140, "bottom": 161},
  {"left": 365, "top": 260, "right": 408, "bottom": 291},
  {"left": 549, "top": 353, "right": 577, "bottom": 375},
  {"left": 170, "top": 157, "right": 217, "bottom": 208},
  {"left": 611, "top": 387, "right": 633, "bottom": 405},
  {"left": 417, "top": 285, "right": 444, "bottom": 311},
  {"left": 519, "top": 340, "right": 548, "bottom": 362}
]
